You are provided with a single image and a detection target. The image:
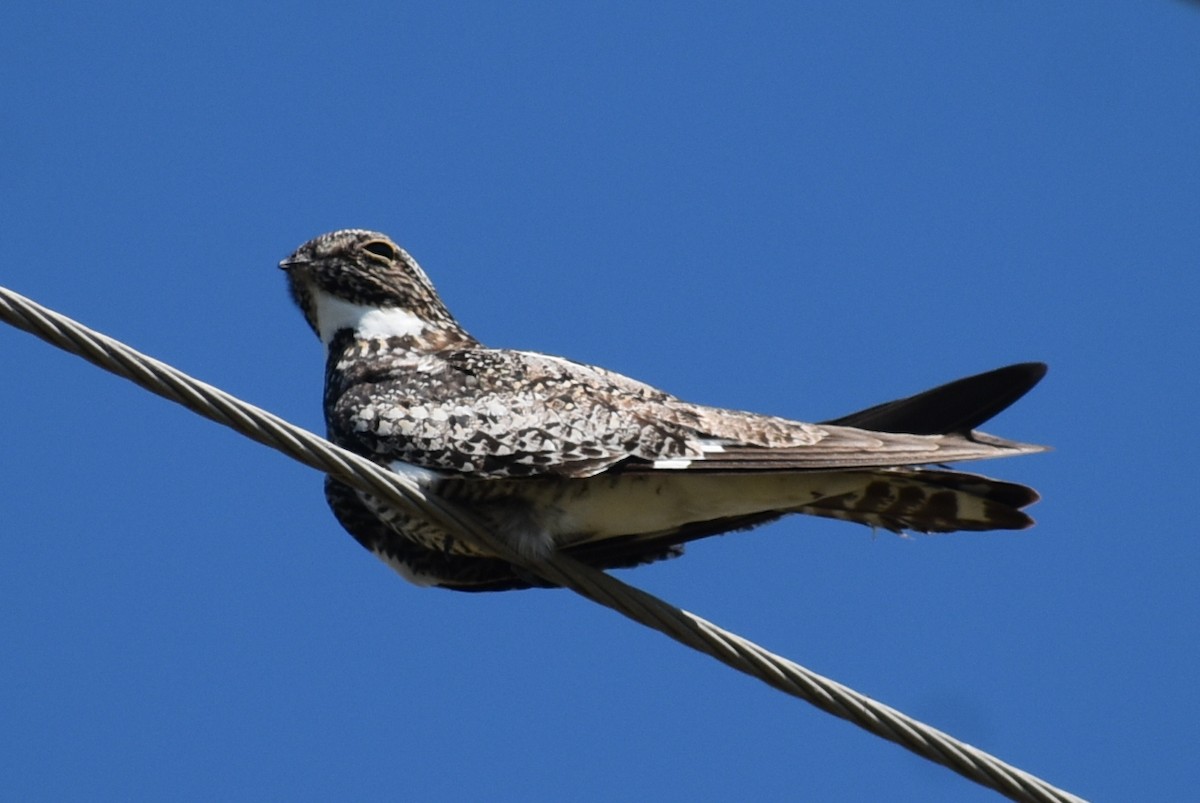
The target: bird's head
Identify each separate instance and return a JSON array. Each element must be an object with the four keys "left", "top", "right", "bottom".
[{"left": 280, "top": 229, "right": 469, "bottom": 348}]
